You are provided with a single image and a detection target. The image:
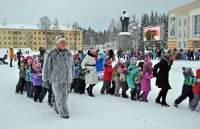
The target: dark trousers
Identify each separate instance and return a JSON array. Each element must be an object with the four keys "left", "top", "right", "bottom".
[
  {"left": 109, "top": 81, "right": 115, "bottom": 95},
  {"left": 33, "top": 86, "right": 42, "bottom": 101},
  {"left": 135, "top": 83, "right": 141, "bottom": 100},
  {"left": 175, "top": 86, "right": 194, "bottom": 105},
  {"left": 79, "top": 79, "right": 86, "bottom": 93},
  {"left": 26, "top": 81, "right": 31, "bottom": 97},
  {"left": 29, "top": 82, "right": 34, "bottom": 98},
  {"left": 120, "top": 81, "right": 128, "bottom": 95},
  {"left": 156, "top": 89, "right": 169, "bottom": 104},
  {"left": 16, "top": 77, "right": 26, "bottom": 93},
  {"left": 10, "top": 59, "right": 13, "bottom": 67},
  {"left": 101, "top": 80, "right": 111, "bottom": 94},
  {"left": 71, "top": 78, "right": 81, "bottom": 92},
  {"left": 39, "top": 86, "right": 52, "bottom": 103}
]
